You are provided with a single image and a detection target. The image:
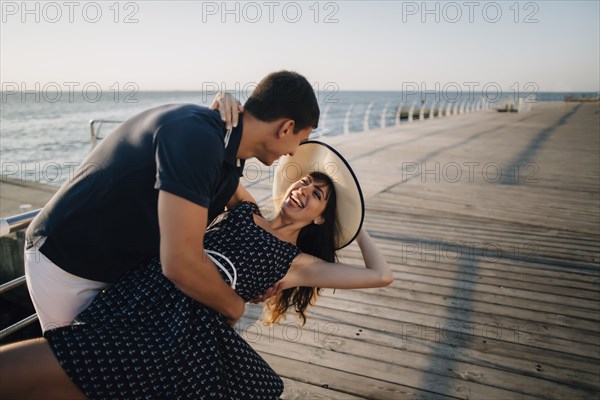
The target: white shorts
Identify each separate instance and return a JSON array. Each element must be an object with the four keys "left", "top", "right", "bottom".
[{"left": 24, "top": 237, "right": 110, "bottom": 332}]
